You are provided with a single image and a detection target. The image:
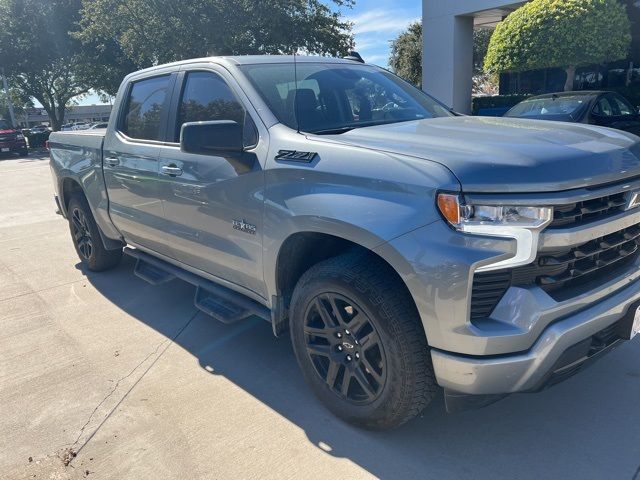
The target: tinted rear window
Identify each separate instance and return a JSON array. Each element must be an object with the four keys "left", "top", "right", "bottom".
[{"left": 121, "top": 75, "right": 172, "bottom": 140}]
